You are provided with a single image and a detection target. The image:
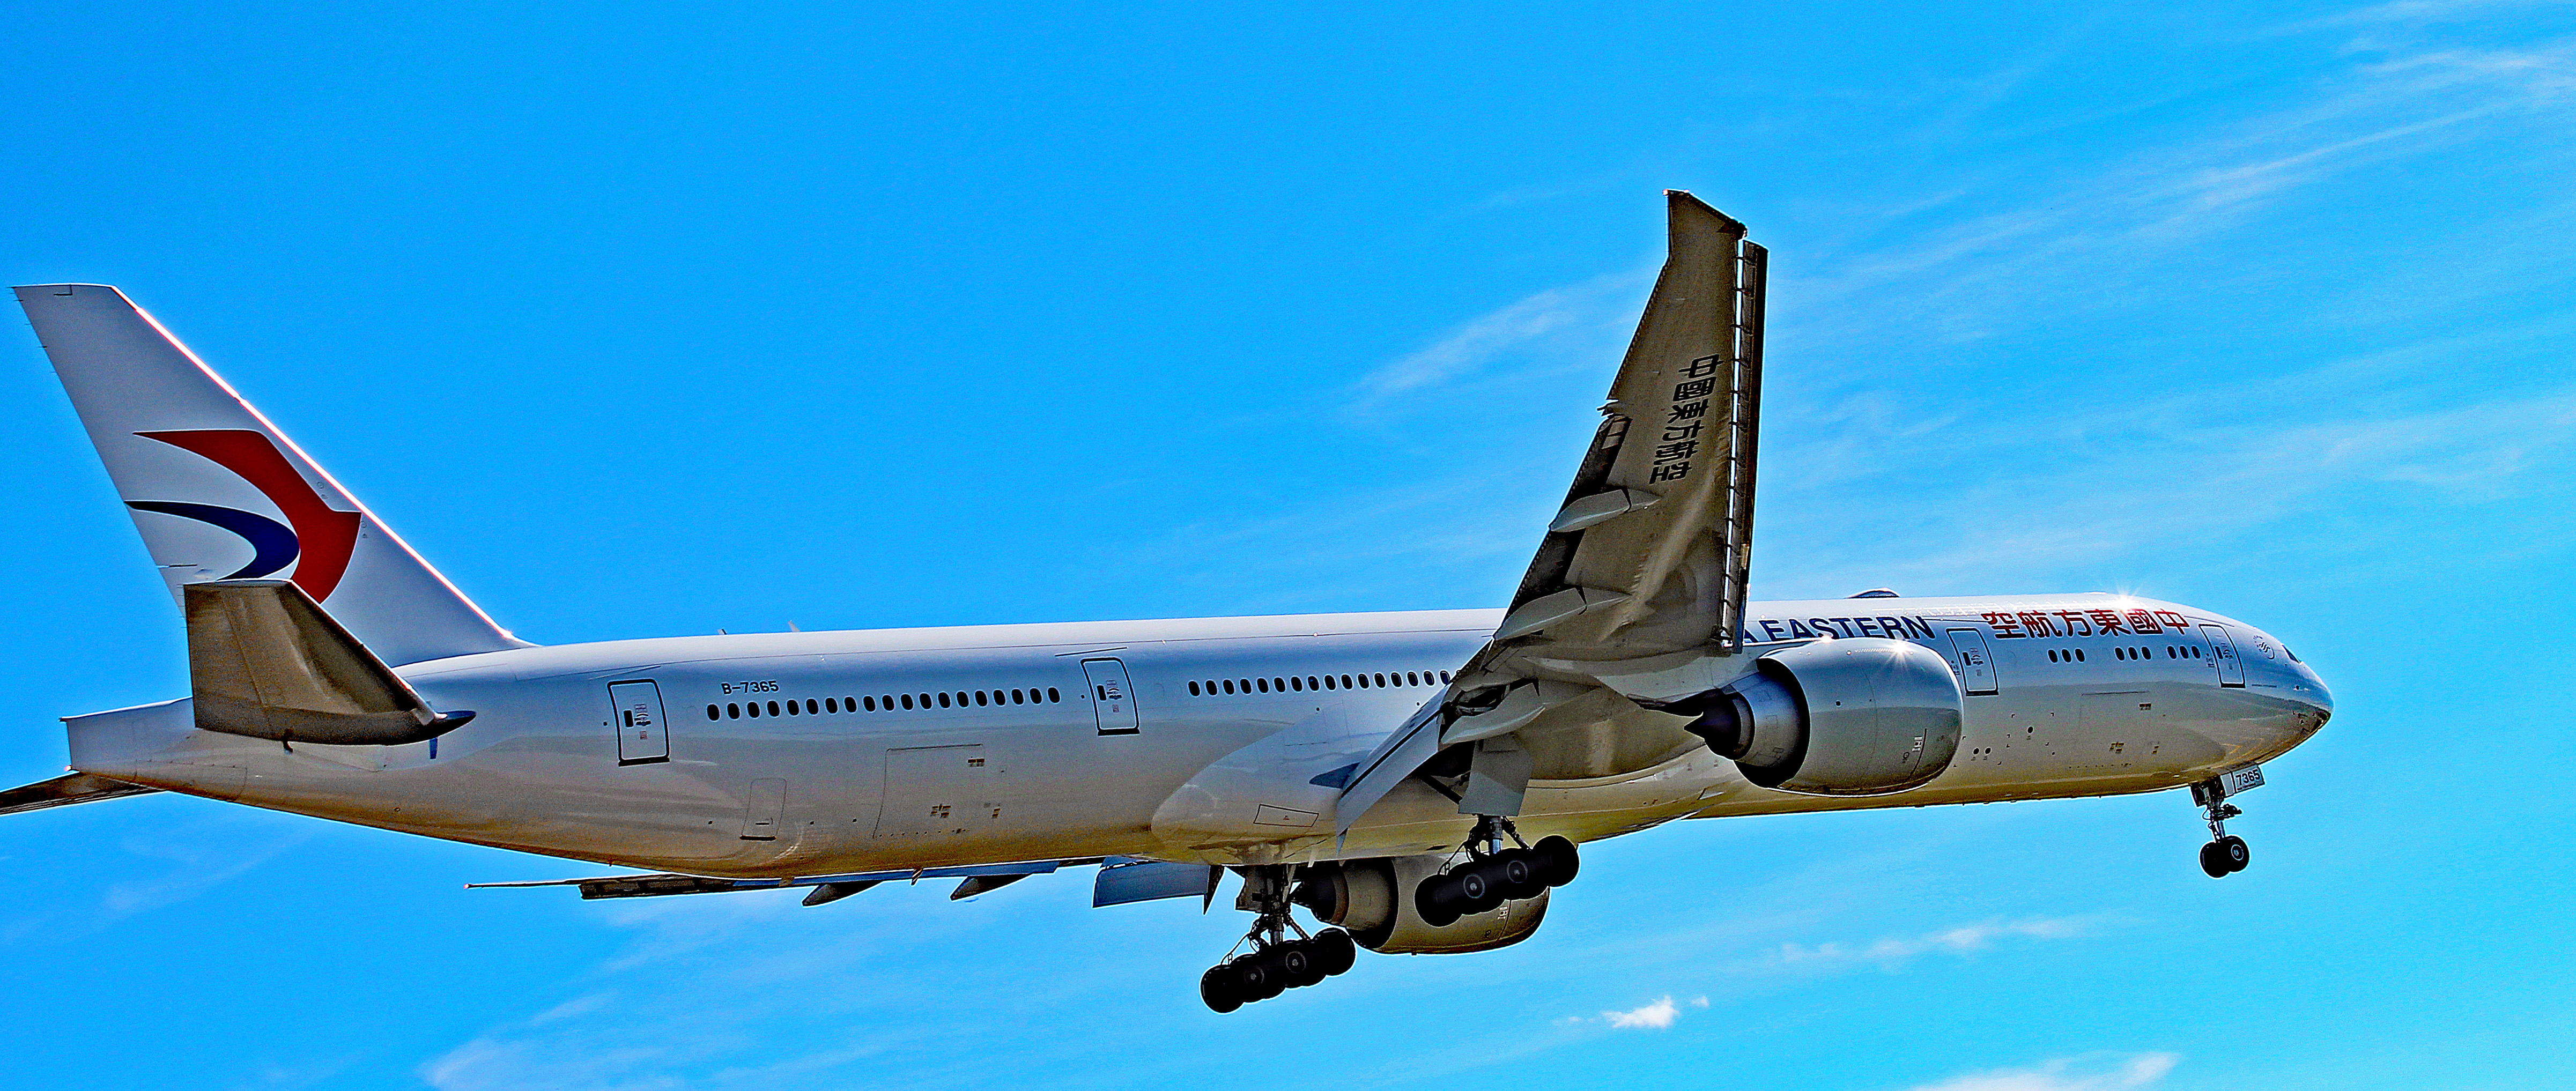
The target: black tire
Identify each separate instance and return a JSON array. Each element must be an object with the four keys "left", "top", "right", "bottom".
[
  {"left": 1233, "top": 955, "right": 1274, "bottom": 1000},
  {"left": 1461, "top": 859, "right": 1511, "bottom": 914},
  {"left": 2219, "top": 835, "right": 2250, "bottom": 873},
  {"left": 1252, "top": 951, "right": 1289, "bottom": 999},
  {"left": 1497, "top": 849, "right": 1544, "bottom": 900},
  {"left": 1200, "top": 966, "right": 1242, "bottom": 1013},
  {"left": 1415, "top": 875, "right": 1461, "bottom": 927},
  {"left": 1454, "top": 866, "right": 1491, "bottom": 907},
  {"left": 2199, "top": 841, "right": 2230, "bottom": 879},
  {"left": 1278, "top": 941, "right": 1321, "bottom": 988},
  {"left": 1535, "top": 835, "right": 1580, "bottom": 887},
  {"left": 1315, "top": 929, "right": 1358, "bottom": 975}
]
